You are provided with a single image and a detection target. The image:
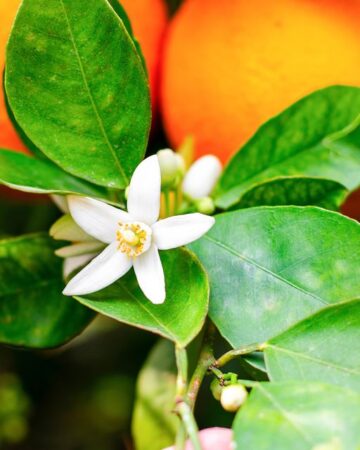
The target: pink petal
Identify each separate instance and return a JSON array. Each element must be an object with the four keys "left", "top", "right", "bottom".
[{"left": 163, "top": 427, "right": 232, "bottom": 450}]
